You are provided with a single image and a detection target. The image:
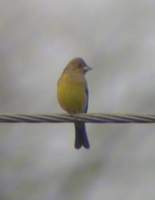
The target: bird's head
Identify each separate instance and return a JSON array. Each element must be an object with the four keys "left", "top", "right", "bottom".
[{"left": 65, "top": 57, "right": 92, "bottom": 74}]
